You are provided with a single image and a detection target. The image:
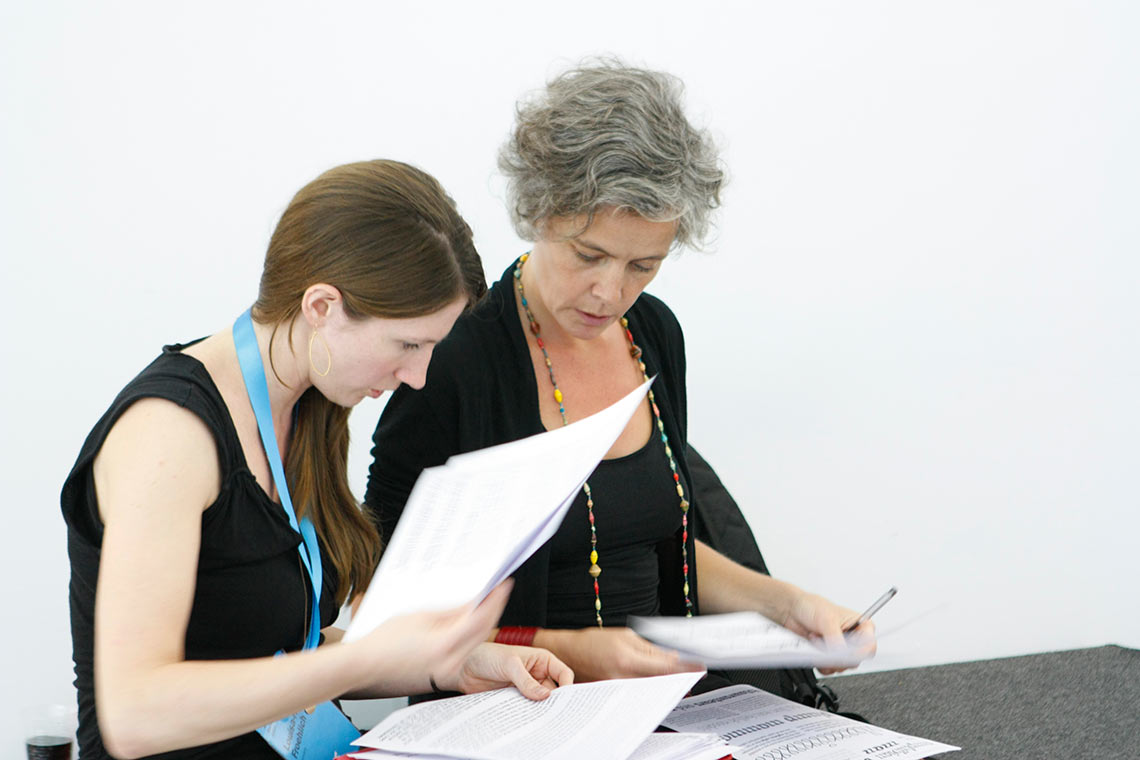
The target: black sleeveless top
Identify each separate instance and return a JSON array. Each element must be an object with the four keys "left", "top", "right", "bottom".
[
  {"left": 546, "top": 428, "right": 688, "bottom": 627},
  {"left": 61, "top": 343, "right": 340, "bottom": 760}
]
